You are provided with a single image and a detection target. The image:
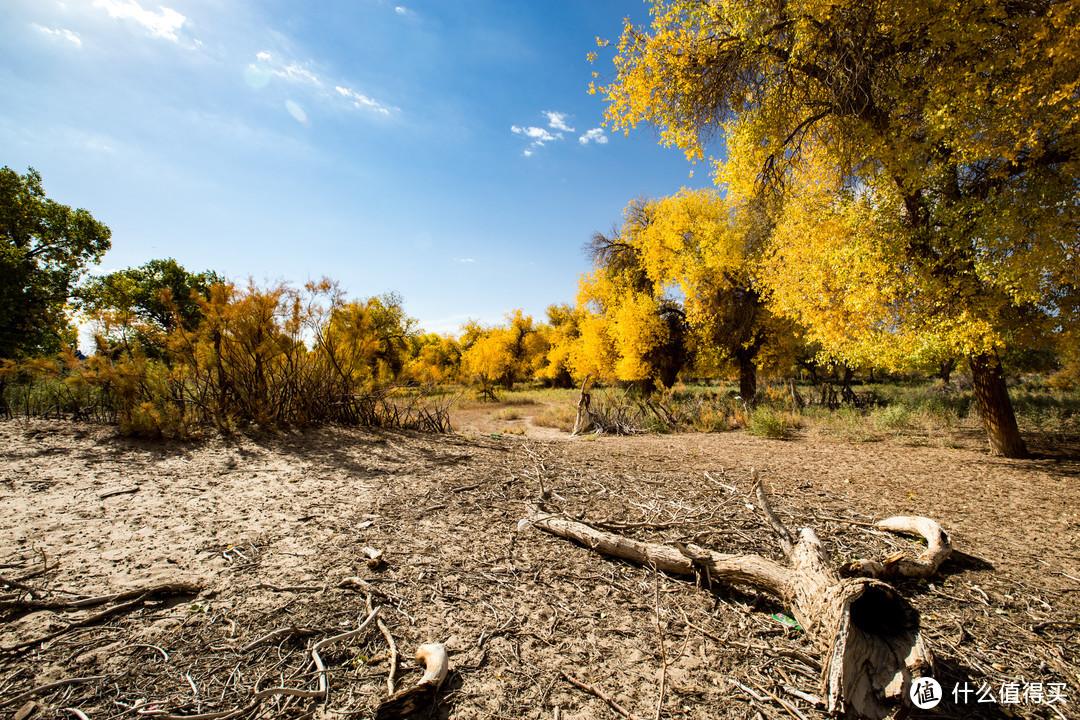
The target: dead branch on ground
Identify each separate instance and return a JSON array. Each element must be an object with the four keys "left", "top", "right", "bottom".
[{"left": 522, "top": 469, "right": 956, "bottom": 718}]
